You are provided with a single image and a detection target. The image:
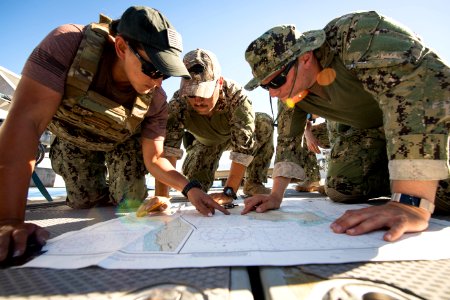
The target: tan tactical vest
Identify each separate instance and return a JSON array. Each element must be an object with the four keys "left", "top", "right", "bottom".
[{"left": 47, "top": 20, "right": 153, "bottom": 152}]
